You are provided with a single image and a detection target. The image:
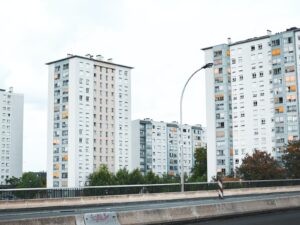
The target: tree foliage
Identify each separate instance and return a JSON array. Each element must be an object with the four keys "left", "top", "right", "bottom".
[
  {"left": 144, "top": 170, "right": 160, "bottom": 184},
  {"left": 6, "top": 172, "right": 46, "bottom": 188},
  {"left": 236, "top": 150, "right": 286, "bottom": 180},
  {"left": 88, "top": 167, "right": 181, "bottom": 186},
  {"left": 282, "top": 141, "right": 300, "bottom": 178},
  {"left": 189, "top": 147, "right": 207, "bottom": 182},
  {"left": 88, "top": 165, "right": 115, "bottom": 186}
]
